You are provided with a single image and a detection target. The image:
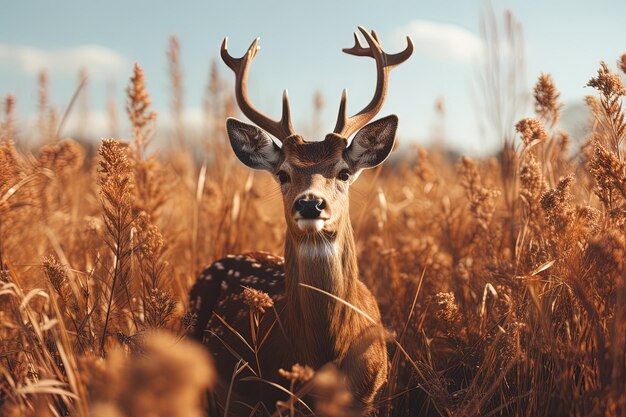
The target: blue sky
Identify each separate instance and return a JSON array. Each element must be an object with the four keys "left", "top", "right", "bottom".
[{"left": 1, "top": 0, "right": 625, "bottom": 154}]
